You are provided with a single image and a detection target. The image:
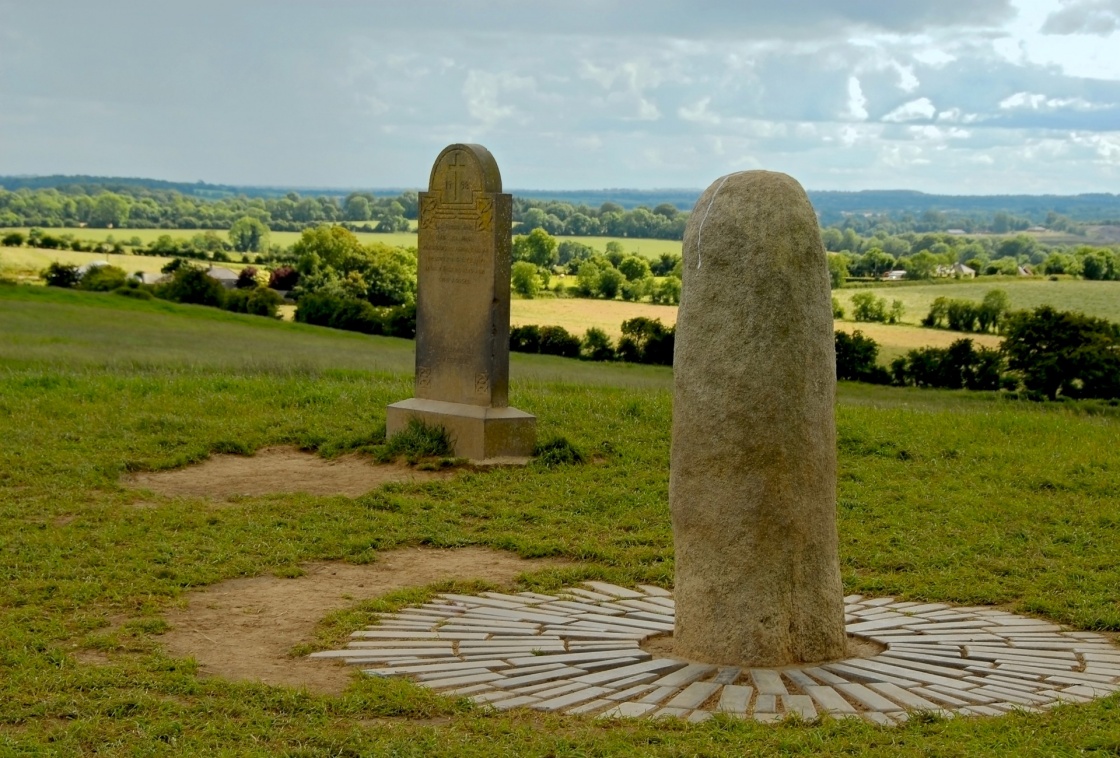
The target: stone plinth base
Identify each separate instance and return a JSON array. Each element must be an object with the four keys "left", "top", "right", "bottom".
[{"left": 386, "top": 398, "right": 536, "bottom": 464}]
